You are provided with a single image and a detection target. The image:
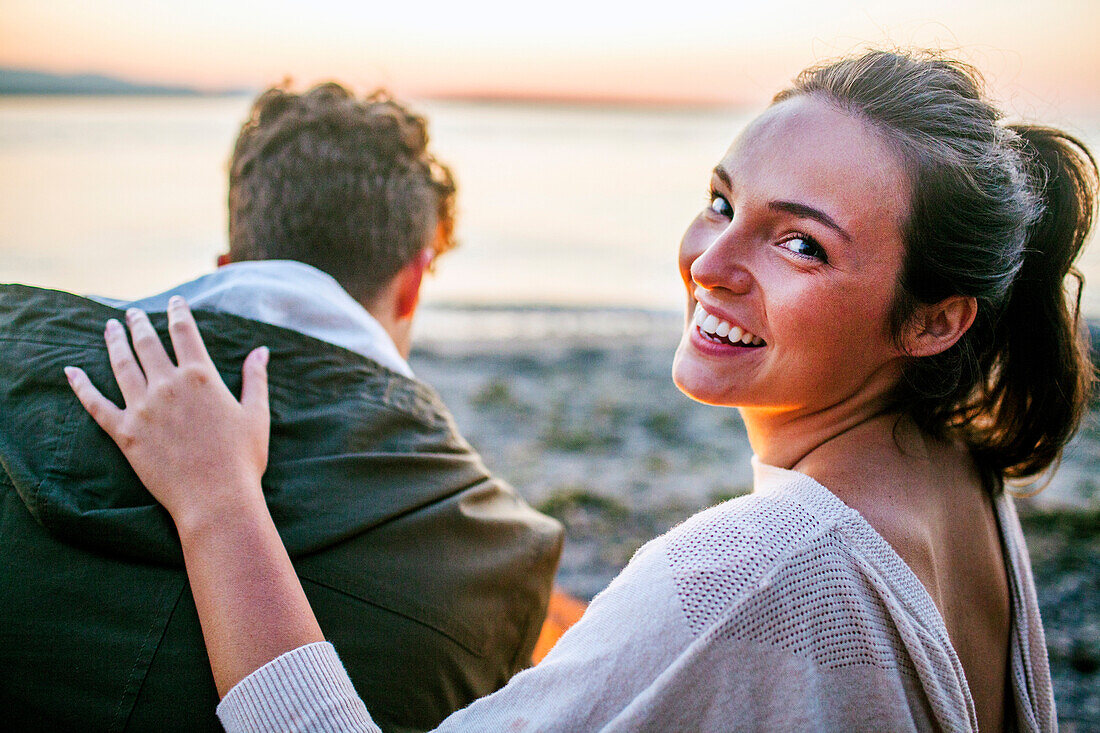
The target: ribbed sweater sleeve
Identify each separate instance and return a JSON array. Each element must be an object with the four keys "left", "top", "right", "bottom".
[{"left": 216, "top": 642, "right": 380, "bottom": 733}]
